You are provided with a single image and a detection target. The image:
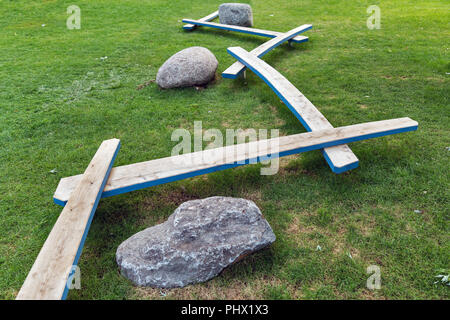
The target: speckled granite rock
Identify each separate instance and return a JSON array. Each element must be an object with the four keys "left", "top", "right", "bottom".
[
  {"left": 116, "top": 196, "right": 275, "bottom": 288},
  {"left": 156, "top": 47, "right": 218, "bottom": 89},
  {"left": 219, "top": 3, "right": 253, "bottom": 27}
]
